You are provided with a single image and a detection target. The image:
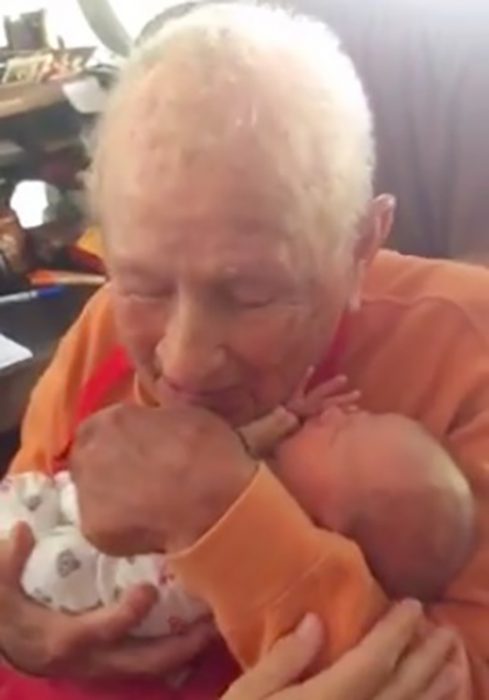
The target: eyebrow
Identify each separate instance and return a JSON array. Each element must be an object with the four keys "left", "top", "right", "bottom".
[{"left": 216, "top": 265, "right": 290, "bottom": 287}]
